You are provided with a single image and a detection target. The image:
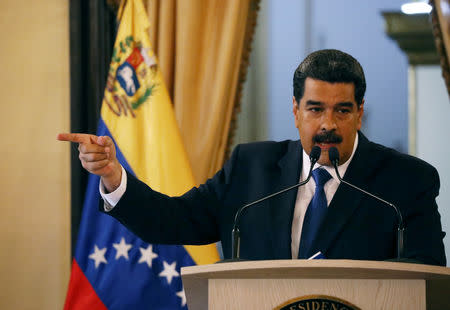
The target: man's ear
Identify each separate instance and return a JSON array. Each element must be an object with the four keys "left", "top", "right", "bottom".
[
  {"left": 293, "top": 96, "right": 300, "bottom": 128},
  {"left": 357, "top": 99, "right": 364, "bottom": 130}
]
